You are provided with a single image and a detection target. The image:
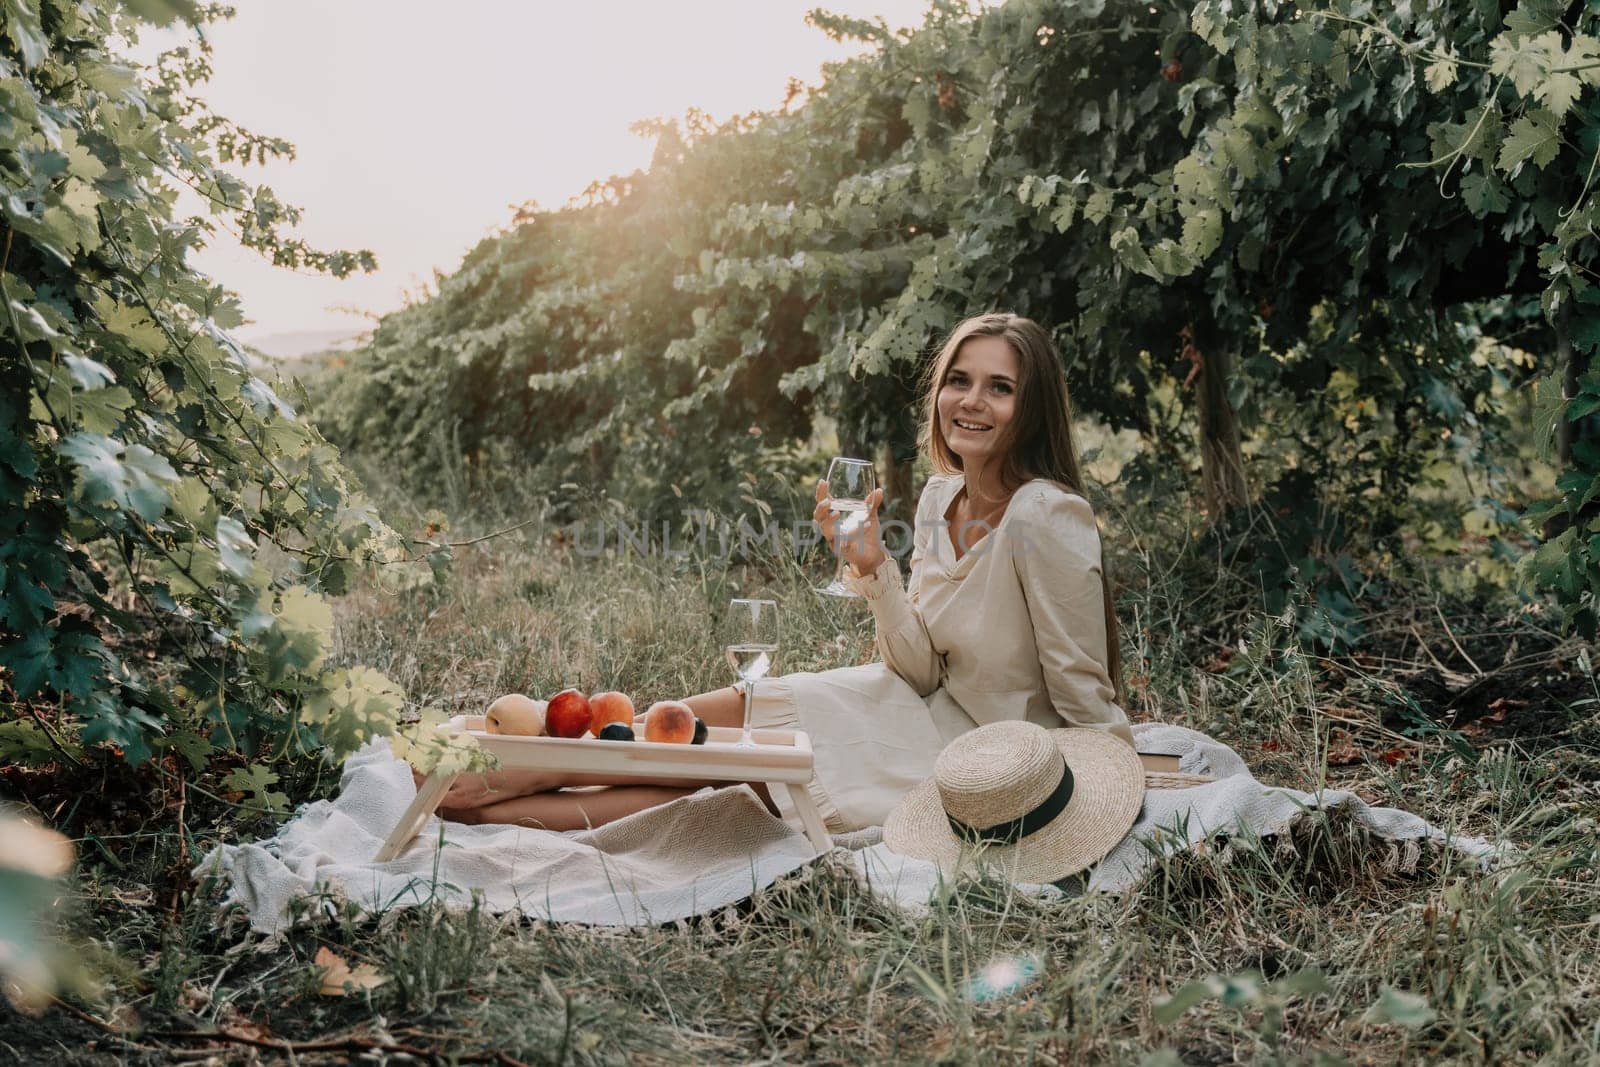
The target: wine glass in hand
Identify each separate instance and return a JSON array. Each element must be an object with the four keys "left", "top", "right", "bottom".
[
  {"left": 816, "top": 456, "right": 879, "bottom": 598},
  {"left": 723, "top": 597, "right": 779, "bottom": 748}
]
